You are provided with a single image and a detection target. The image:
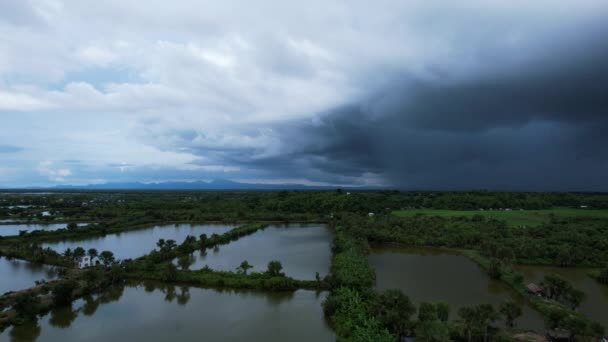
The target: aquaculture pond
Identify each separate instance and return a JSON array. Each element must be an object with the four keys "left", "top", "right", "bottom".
[
  {"left": 182, "top": 224, "right": 332, "bottom": 280},
  {"left": 514, "top": 265, "right": 608, "bottom": 328},
  {"left": 0, "top": 283, "right": 334, "bottom": 342},
  {"left": 368, "top": 245, "right": 545, "bottom": 331},
  {"left": 0, "top": 257, "right": 58, "bottom": 294},
  {"left": 42, "top": 224, "right": 237, "bottom": 261},
  {"left": 0, "top": 223, "right": 88, "bottom": 237}
]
